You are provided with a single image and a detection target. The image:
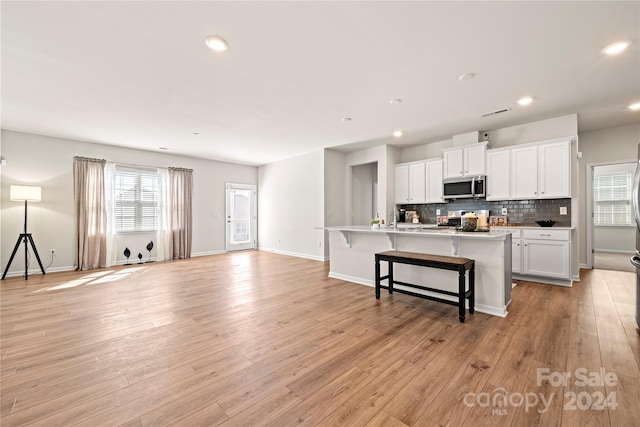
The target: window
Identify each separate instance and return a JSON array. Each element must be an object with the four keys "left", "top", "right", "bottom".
[
  {"left": 107, "top": 165, "right": 161, "bottom": 232},
  {"left": 593, "top": 172, "right": 632, "bottom": 226}
]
